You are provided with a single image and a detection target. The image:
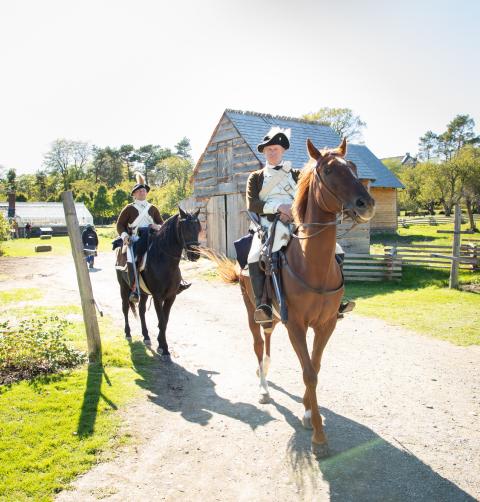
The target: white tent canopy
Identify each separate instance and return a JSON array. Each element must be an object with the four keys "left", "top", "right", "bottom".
[{"left": 0, "top": 202, "right": 93, "bottom": 227}]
